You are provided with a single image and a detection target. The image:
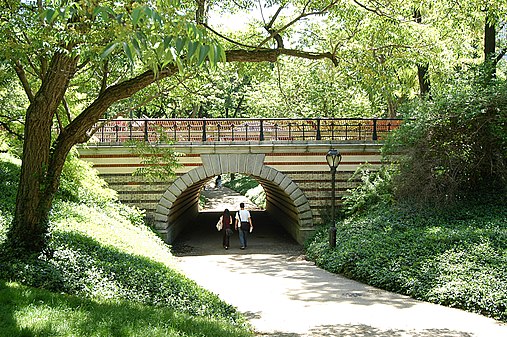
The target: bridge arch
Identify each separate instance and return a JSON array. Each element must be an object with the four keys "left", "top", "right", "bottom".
[{"left": 153, "top": 153, "right": 313, "bottom": 244}]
